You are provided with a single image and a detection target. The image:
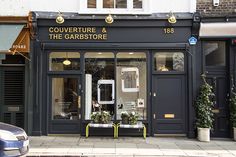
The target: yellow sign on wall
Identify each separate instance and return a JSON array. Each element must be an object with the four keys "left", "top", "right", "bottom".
[{"left": 48, "top": 27, "right": 108, "bottom": 40}]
